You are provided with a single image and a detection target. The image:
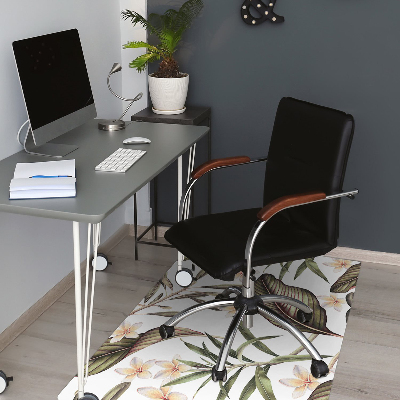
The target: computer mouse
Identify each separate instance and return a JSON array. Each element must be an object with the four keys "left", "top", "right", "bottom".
[{"left": 123, "top": 137, "right": 151, "bottom": 144}]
